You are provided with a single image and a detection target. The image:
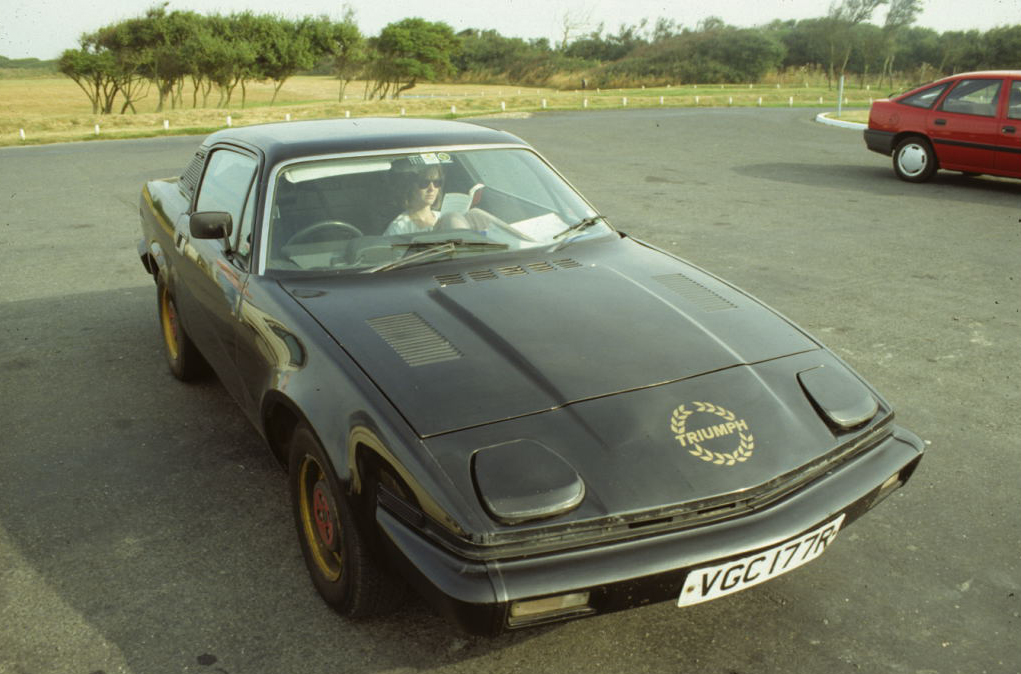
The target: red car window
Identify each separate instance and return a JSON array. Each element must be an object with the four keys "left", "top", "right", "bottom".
[
  {"left": 938, "top": 78, "right": 1003, "bottom": 117},
  {"left": 900, "top": 82, "right": 950, "bottom": 109},
  {"left": 1008, "top": 81, "right": 1021, "bottom": 120}
]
